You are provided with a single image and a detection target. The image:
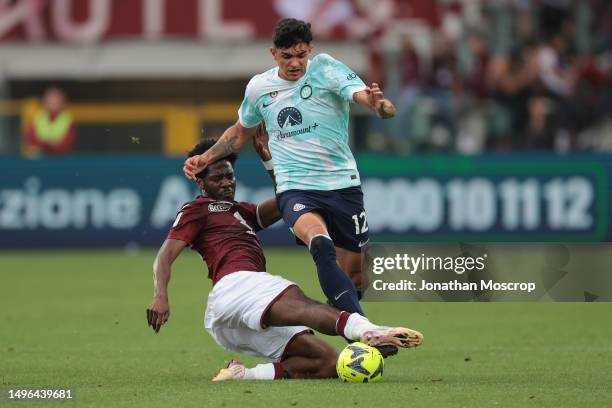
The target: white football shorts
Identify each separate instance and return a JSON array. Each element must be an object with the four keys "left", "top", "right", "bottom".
[{"left": 204, "top": 271, "right": 311, "bottom": 362}]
